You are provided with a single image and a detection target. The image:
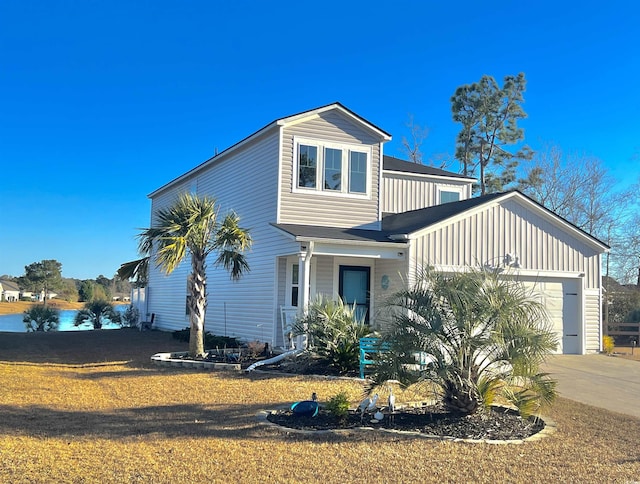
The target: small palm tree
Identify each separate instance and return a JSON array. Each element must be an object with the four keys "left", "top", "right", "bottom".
[
  {"left": 371, "top": 267, "right": 558, "bottom": 417},
  {"left": 74, "top": 300, "right": 121, "bottom": 330},
  {"left": 23, "top": 305, "right": 60, "bottom": 332},
  {"left": 292, "top": 296, "right": 371, "bottom": 373},
  {"left": 139, "top": 193, "right": 251, "bottom": 357}
]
